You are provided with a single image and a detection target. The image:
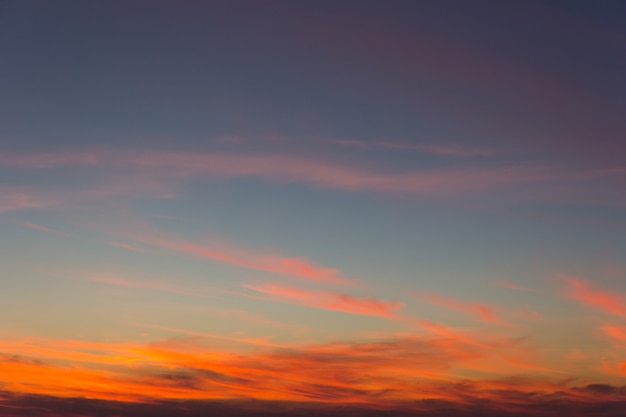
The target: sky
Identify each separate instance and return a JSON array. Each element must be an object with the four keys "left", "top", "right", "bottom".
[{"left": 0, "top": 1, "right": 625, "bottom": 416}]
